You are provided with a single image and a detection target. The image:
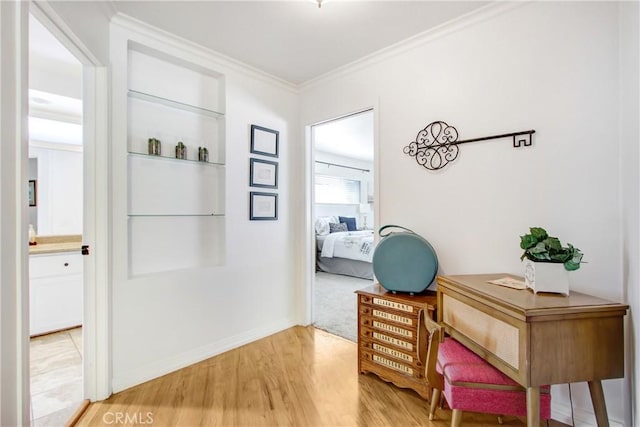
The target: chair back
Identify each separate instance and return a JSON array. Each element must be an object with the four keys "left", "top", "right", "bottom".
[{"left": 423, "top": 312, "right": 444, "bottom": 391}]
